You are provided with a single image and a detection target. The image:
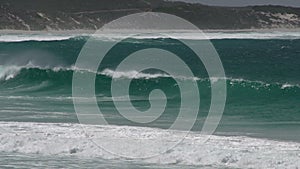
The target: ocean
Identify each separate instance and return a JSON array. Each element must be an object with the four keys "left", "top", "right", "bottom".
[{"left": 0, "top": 32, "right": 300, "bottom": 168}]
